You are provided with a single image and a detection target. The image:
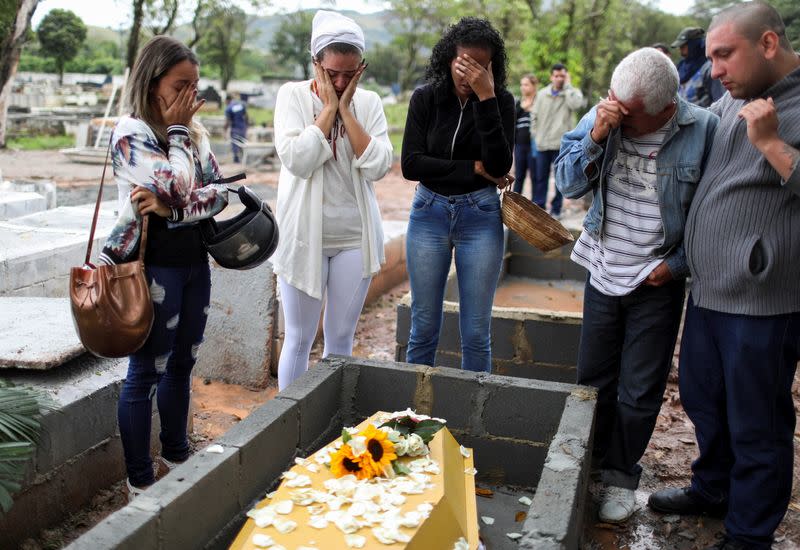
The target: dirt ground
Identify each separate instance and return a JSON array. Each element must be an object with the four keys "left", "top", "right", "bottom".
[{"left": 2, "top": 149, "right": 799, "bottom": 549}]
